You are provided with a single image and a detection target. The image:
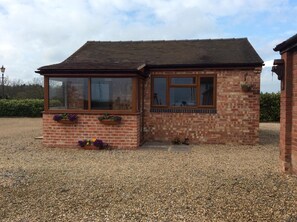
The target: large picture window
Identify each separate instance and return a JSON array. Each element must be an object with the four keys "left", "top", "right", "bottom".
[
  {"left": 48, "top": 77, "right": 134, "bottom": 111},
  {"left": 170, "top": 88, "right": 196, "bottom": 106},
  {"left": 49, "top": 78, "right": 88, "bottom": 110},
  {"left": 152, "top": 75, "right": 216, "bottom": 109},
  {"left": 91, "top": 78, "right": 132, "bottom": 110}
]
